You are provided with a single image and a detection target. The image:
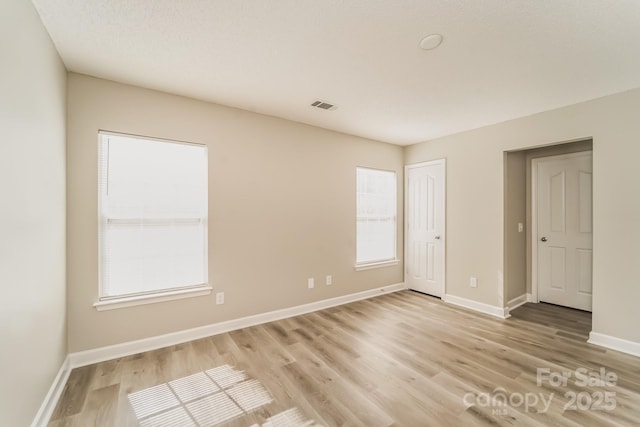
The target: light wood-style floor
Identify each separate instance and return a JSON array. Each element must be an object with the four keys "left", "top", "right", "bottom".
[{"left": 49, "top": 291, "right": 640, "bottom": 426}]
